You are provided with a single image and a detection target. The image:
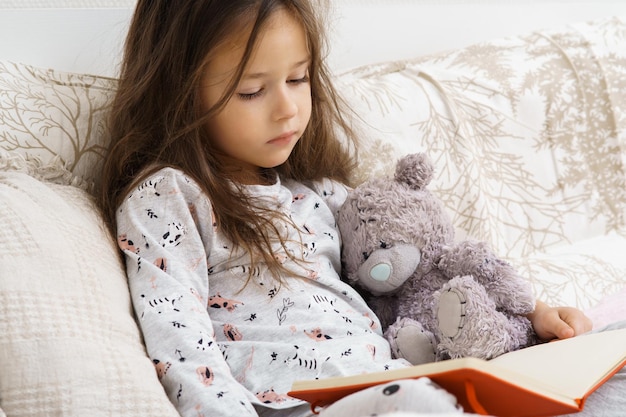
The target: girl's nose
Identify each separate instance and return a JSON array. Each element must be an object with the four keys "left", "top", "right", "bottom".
[{"left": 273, "top": 87, "right": 298, "bottom": 120}]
